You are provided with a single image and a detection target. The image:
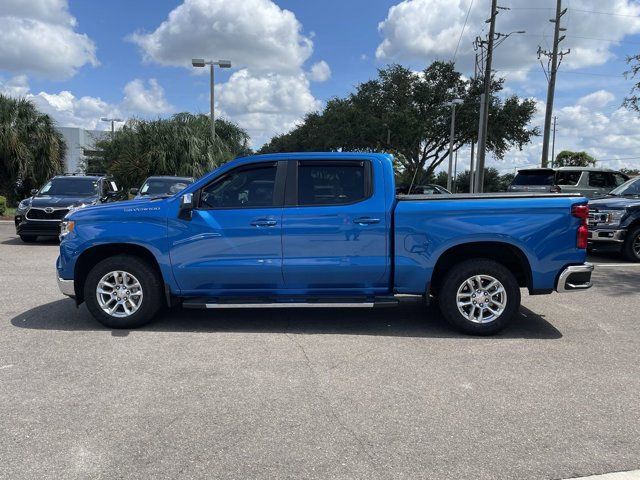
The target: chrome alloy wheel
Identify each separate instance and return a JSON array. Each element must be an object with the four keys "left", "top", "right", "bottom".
[
  {"left": 96, "top": 270, "right": 143, "bottom": 318},
  {"left": 456, "top": 274, "right": 507, "bottom": 324}
]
